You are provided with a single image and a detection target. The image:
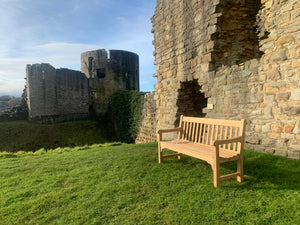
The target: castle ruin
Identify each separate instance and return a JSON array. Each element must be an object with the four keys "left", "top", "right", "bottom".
[
  {"left": 148, "top": 0, "right": 300, "bottom": 159},
  {"left": 81, "top": 49, "right": 139, "bottom": 117},
  {"left": 23, "top": 0, "right": 300, "bottom": 159},
  {"left": 26, "top": 49, "right": 139, "bottom": 122}
]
